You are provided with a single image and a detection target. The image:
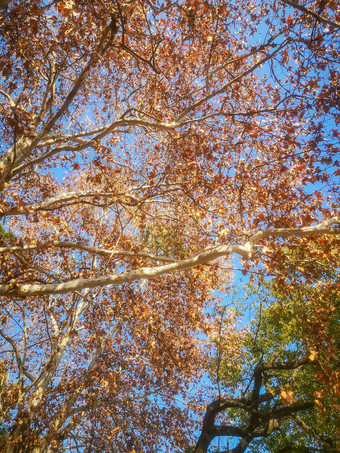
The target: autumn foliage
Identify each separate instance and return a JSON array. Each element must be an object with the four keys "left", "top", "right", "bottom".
[{"left": 0, "top": 0, "right": 339, "bottom": 451}]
